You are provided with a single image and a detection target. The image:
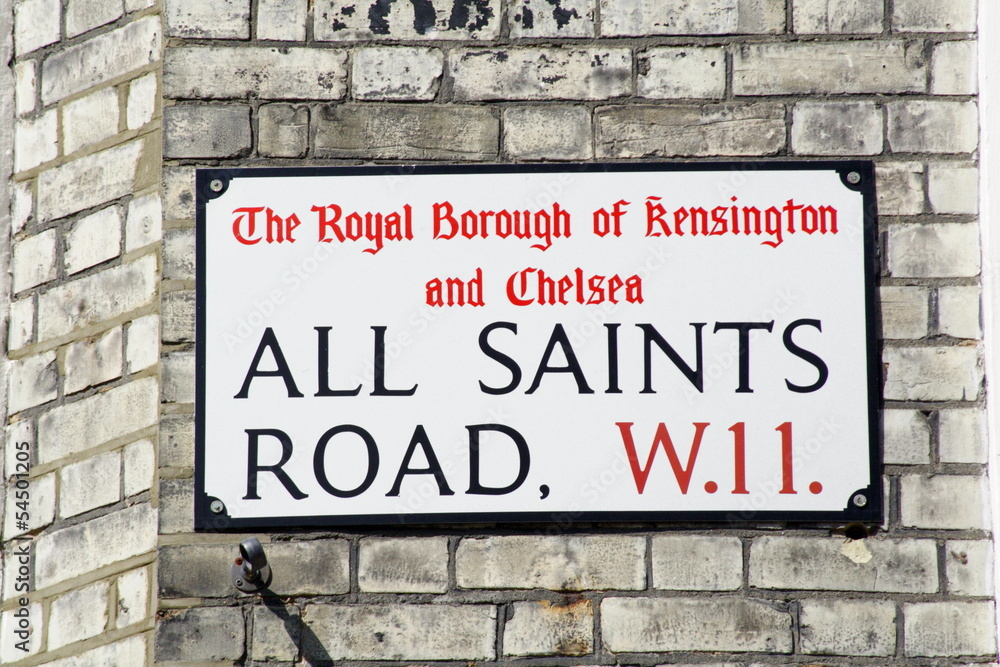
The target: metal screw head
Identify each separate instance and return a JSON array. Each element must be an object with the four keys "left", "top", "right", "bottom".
[
  {"left": 210, "top": 500, "right": 225, "bottom": 514},
  {"left": 209, "top": 179, "right": 224, "bottom": 192},
  {"left": 847, "top": 171, "right": 861, "bottom": 185},
  {"left": 235, "top": 578, "right": 244, "bottom": 587},
  {"left": 852, "top": 493, "right": 868, "bottom": 508}
]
